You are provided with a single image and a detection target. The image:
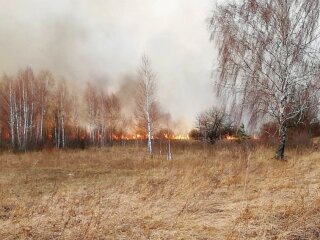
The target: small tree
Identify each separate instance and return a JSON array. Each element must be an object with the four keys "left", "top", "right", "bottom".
[
  {"left": 237, "top": 123, "right": 248, "bottom": 139},
  {"left": 197, "top": 107, "right": 235, "bottom": 144},
  {"left": 188, "top": 128, "right": 201, "bottom": 140},
  {"left": 210, "top": 0, "right": 320, "bottom": 159}
]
